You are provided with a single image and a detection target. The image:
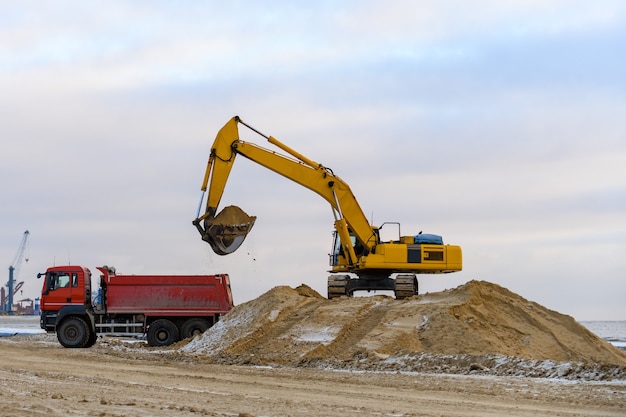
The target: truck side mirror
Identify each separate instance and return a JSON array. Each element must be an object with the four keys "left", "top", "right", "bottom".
[{"left": 38, "top": 272, "right": 49, "bottom": 295}]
